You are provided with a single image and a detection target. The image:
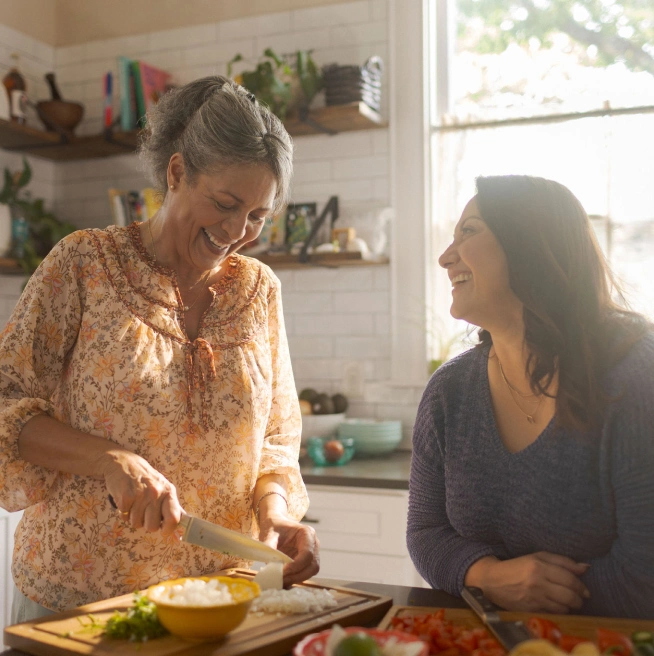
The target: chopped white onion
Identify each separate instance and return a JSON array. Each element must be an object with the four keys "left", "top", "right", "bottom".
[
  {"left": 250, "top": 587, "right": 337, "bottom": 615},
  {"left": 253, "top": 561, "right": 284, "bottom": 591},
  {"left": 150, "top": 578, "right": 234, "bottom": 606}
]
